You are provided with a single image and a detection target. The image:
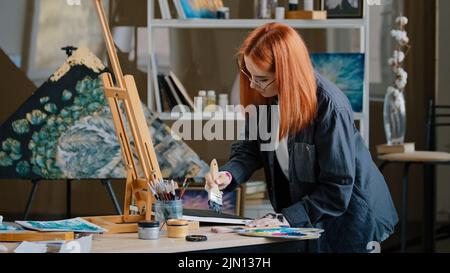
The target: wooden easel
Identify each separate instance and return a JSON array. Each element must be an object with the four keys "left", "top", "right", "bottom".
[{"left": 84, "top": 0, "right": 163, "bottom": 232}]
